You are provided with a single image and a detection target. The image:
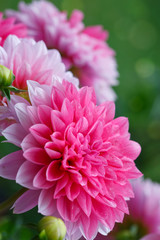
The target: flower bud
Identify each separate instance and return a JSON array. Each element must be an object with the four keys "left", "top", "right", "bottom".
[
  {"left": 0, "top": 65, "right": 15, "bottom": 87},
  {"left": 38, "top": 216, "right": 66, "bottom": 240}
]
